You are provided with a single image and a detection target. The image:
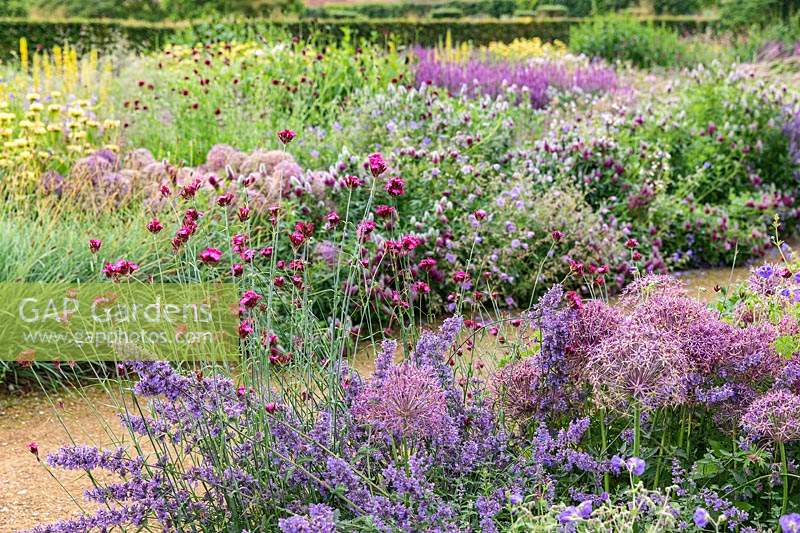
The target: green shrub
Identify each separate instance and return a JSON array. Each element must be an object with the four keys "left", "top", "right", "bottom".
[
  {"left": 536, "top": 4, "right": 569, "bottom": 16},
  {"left": 549, "top": 0, "right": 633, "bottom": 17},
  {"left": 430, "top": 7, "right": 464, "bottom": 18},
  {"left": 720, "top": 0, "right": 799, "bottom": 30},
  {"left": 570, "top": 15, "right": 695, "bottom": 67},
  {"left": 0, "top": 0, "right": 26, "bottom": 16},
  {"left": 653, "top": 0, "right": 704, "bottom": 15}
]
